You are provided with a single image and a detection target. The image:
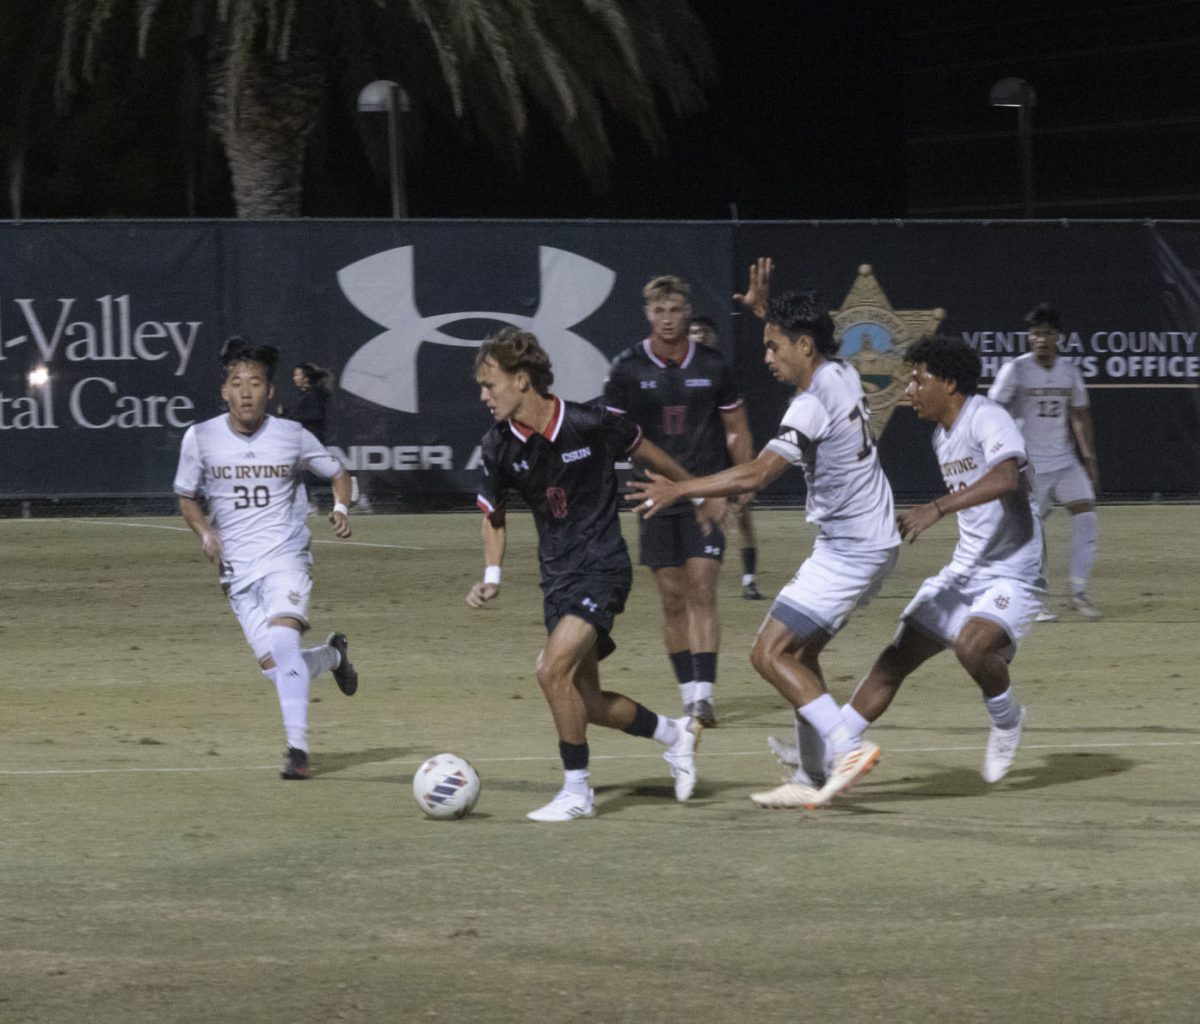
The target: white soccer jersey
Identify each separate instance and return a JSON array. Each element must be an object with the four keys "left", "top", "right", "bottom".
[
  {"left": 174, "top": 414, "right": 344, "bottom": 589},
  {"left": 933, "top": 395, "right": 1042, "bottom": 581},
  {"left": 765, "top": 360, "right": 899, "bottom": 548},
  {"left": 988, "top": 353, "right": 1088, "bottom": 473}
]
